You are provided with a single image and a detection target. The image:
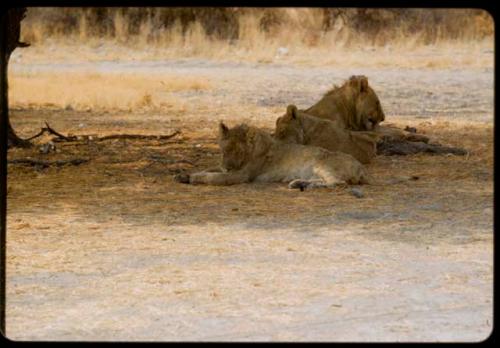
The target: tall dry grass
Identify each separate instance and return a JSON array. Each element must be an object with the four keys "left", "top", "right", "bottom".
[
  {"left": 9, "top": 8, "right": 494, "bottom": 112},
  {"left": 20, "top": 8, "right": 494, "bottom": 60}
]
